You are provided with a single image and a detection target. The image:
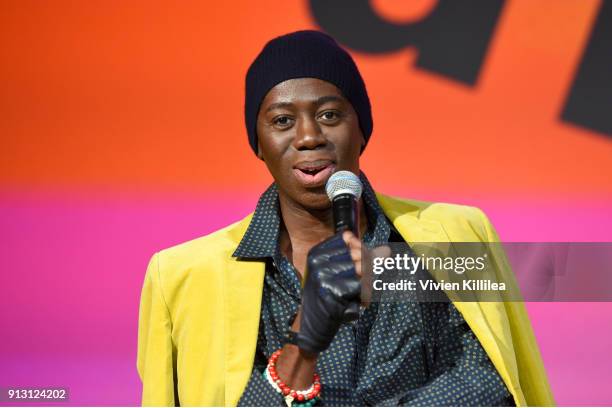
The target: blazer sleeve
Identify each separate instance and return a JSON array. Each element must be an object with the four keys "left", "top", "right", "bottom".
[{"left": 137, "top": 252, "right": 178, "bottom": 406}]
